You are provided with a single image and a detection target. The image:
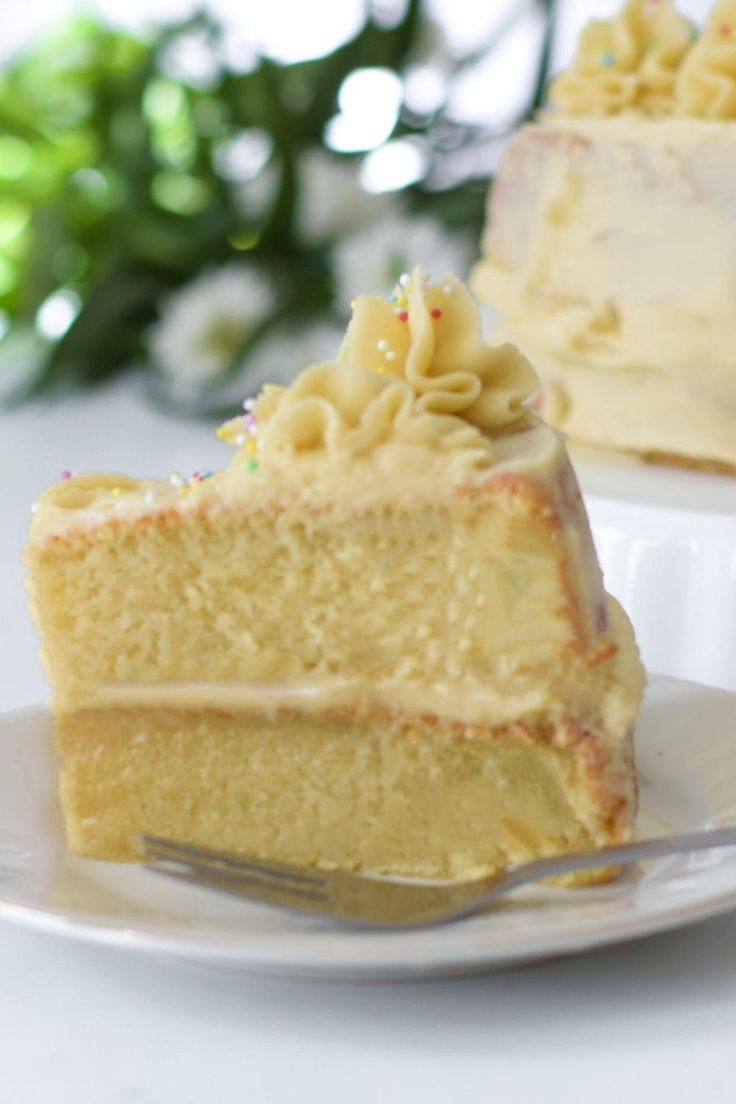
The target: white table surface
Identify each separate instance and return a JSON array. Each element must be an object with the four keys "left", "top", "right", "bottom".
[{"left": 3, "top": 378, "right": 736, "bottom": 1104}]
